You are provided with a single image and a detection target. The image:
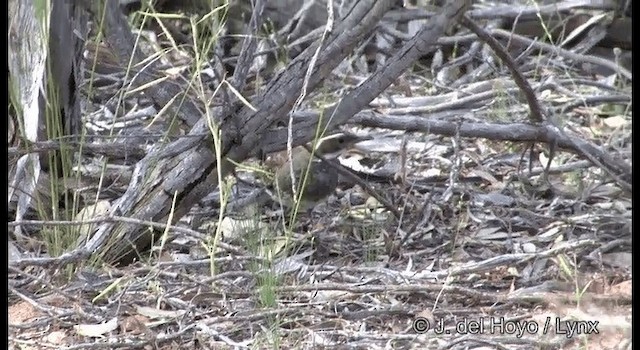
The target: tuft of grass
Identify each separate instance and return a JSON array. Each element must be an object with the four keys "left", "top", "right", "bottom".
[{"left": 28, "top": 0, "right": 84, "bottom": 269}]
